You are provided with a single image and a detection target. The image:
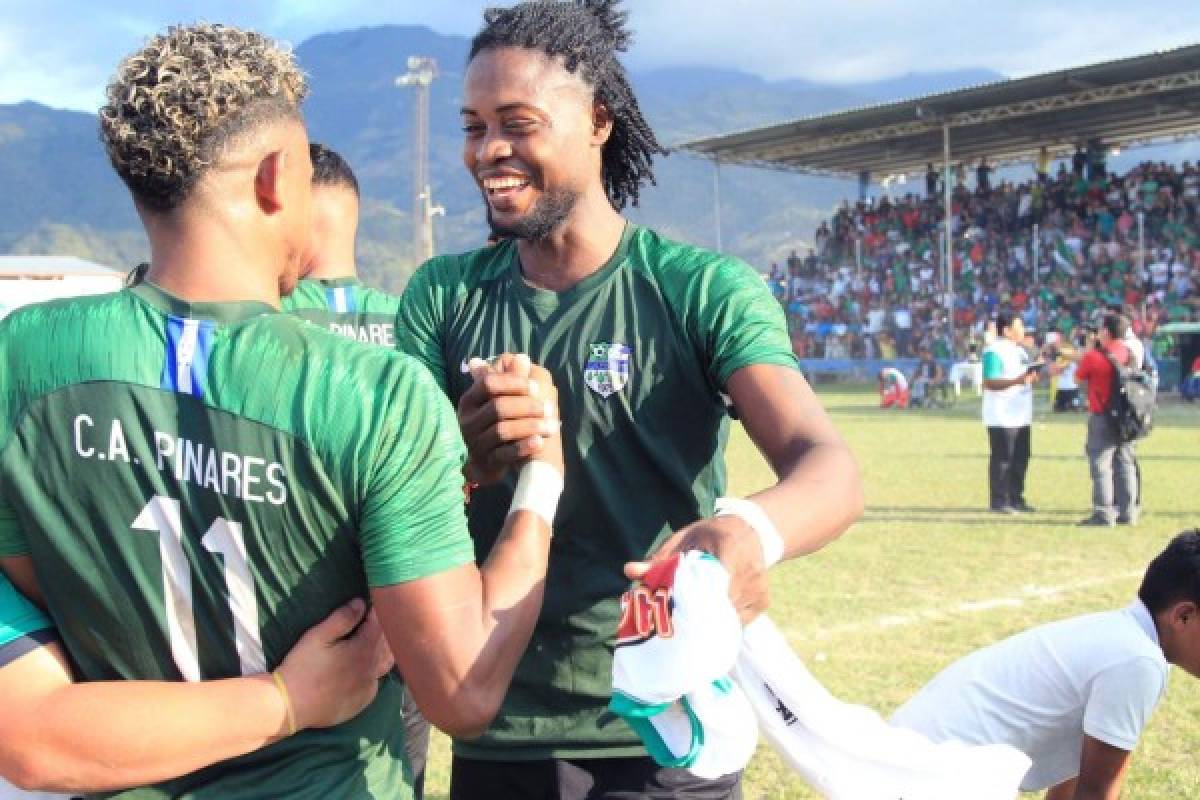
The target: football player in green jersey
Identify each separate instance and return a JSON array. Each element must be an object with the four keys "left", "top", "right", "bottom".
[
  {"left": 282, "top": 143, "right": 404, "bottom": 349},
  {"left": 0, "top": 572, "right": 390, "bottom": 795},
  {"left": 285, "top": 142, "right": 434, "bottom": 800},
  {"left": 397, "top": 2, "right": 863, "bottom": 797},
  {"left": 0, "top": 23, "right": 564, "bottom": 800}
]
